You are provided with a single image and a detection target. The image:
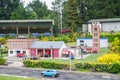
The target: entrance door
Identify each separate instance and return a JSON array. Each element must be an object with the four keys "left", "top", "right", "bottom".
[
  {"left": 30, "top": 49, "right": 36, "bottom": 57},
  {"left": 53, "top": 49, "right": 59, "bottom": 58}
]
